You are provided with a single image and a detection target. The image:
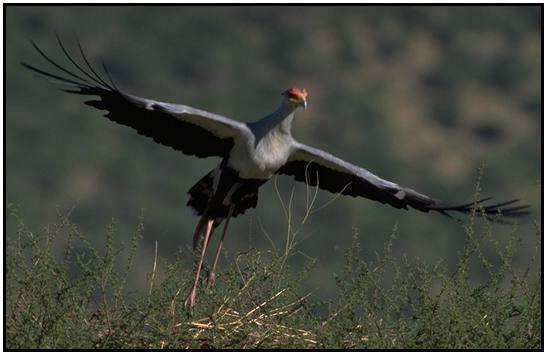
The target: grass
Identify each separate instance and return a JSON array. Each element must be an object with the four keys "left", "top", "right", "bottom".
[{"left": 5, "top": 178, "right": 542, "bottom": 349}]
